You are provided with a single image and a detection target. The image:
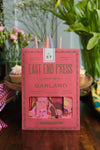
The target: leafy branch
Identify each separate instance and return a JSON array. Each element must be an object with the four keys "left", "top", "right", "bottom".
[{"left": 44, "top": 0, "right": 100, "bottom": 50}]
